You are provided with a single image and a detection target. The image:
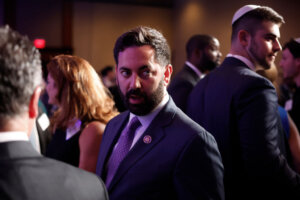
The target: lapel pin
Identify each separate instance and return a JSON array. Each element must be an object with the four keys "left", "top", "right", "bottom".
[{"left": 143, "top": 135, "right": 152, "bottom": 144}]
